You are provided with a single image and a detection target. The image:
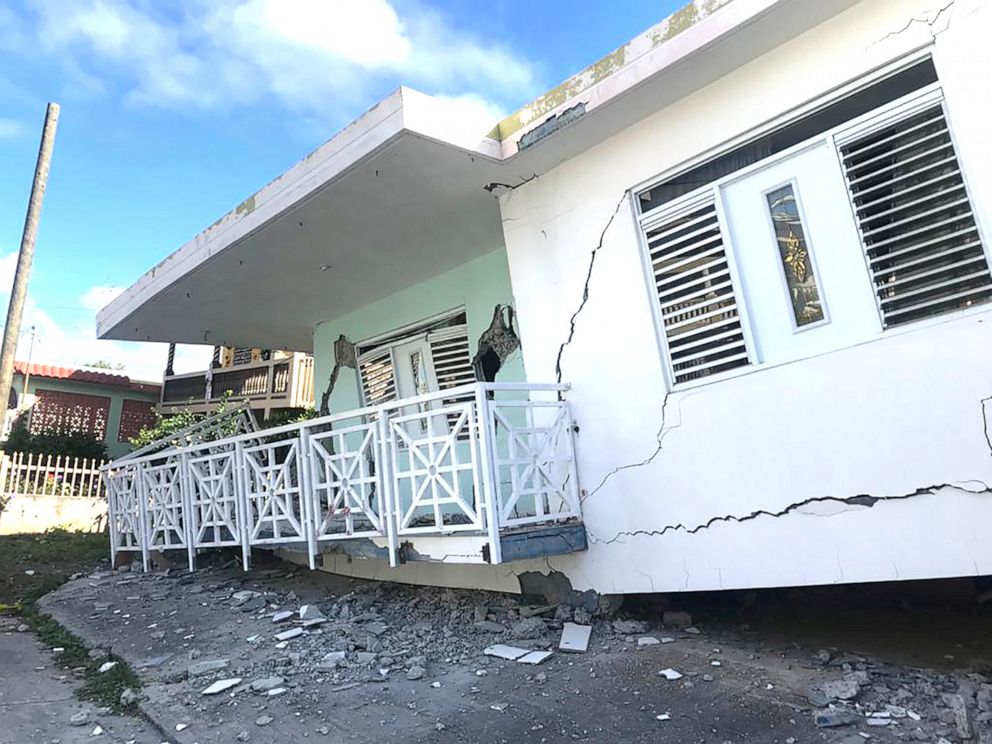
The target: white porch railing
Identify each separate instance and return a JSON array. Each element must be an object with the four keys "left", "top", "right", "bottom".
[{"left": 102, "top": 383, "right": 581, "bottom": 572}]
